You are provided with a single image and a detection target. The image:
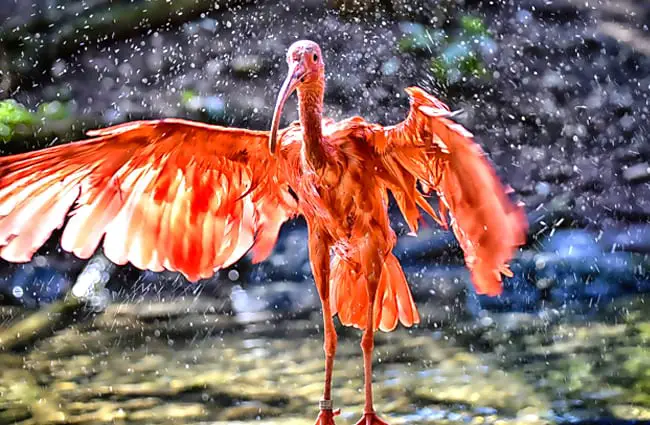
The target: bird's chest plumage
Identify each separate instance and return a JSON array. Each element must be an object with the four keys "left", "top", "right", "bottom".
[
  {"left": 294, "top": 154, "right": 378, "bottom": 241},
  {"left": 293, "top": 161, "right": 342, "bottom": 223}
]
